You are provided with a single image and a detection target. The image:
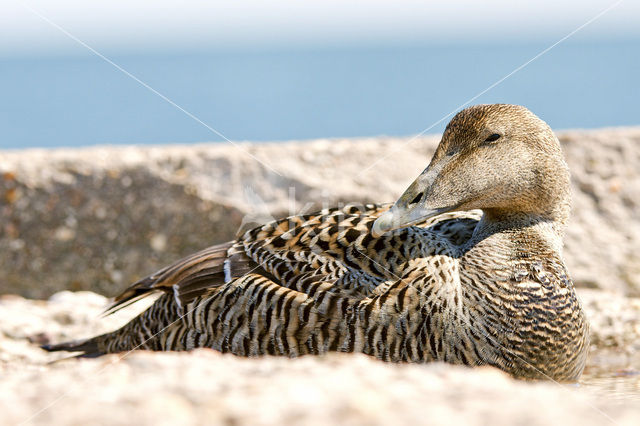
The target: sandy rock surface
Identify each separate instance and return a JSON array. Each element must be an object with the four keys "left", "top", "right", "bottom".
[
  {"left": 0, "top": 290, "right": 639, "bottom": 426},
  {"left": 2, "top": 130, "right": 640, "bottom": 424},
  {"left": 2, "top": 127, "right": 640, "bottom": 298}
]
